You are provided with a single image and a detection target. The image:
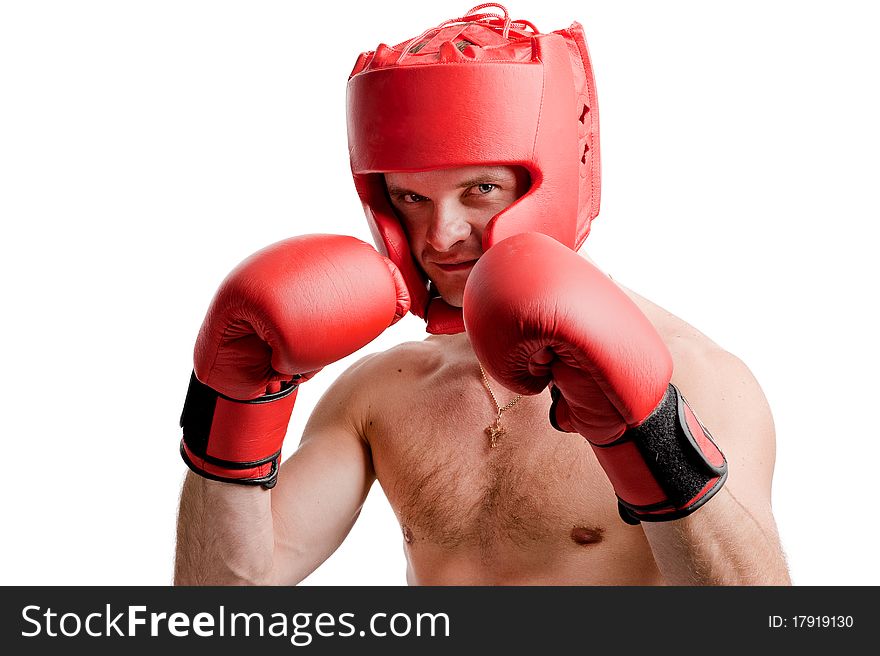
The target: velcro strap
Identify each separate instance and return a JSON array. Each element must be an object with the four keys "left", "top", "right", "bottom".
[
  {"left": 179, "top": 371, "right": 298, "bottom": 488},
  {"left": 591, "top": 384, "right": 728, "bottom": 524},
  {"left": 179, "top": 441, "right": 280, "bottom": 488}
]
